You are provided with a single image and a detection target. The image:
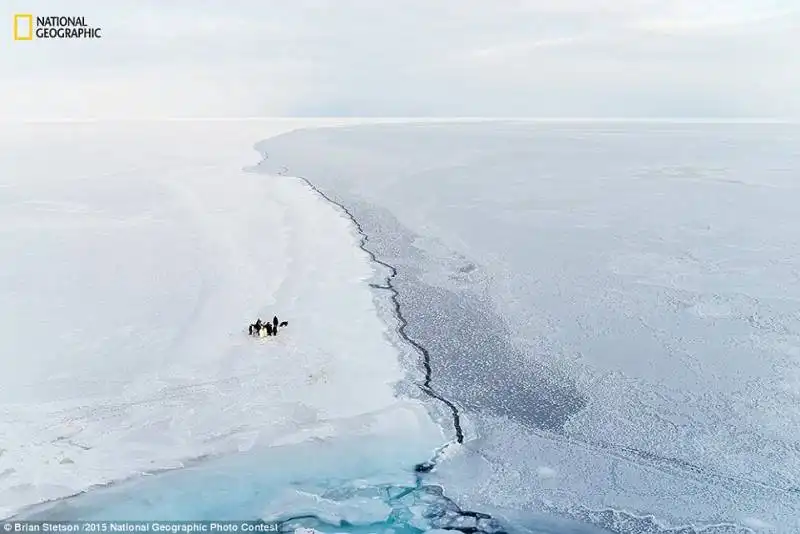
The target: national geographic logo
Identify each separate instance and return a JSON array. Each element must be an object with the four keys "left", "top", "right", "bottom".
[{"left": 13, "top": 14, "right": 102, "bottom": 40}]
